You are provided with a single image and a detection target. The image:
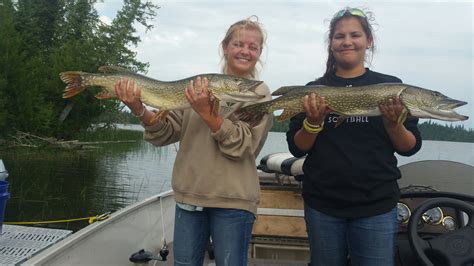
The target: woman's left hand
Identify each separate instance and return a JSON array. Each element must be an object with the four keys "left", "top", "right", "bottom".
[
  {"left": 185, "top": 76, "right": 223, "bottom": 132},
  {"left": 379, "top": 97, "right": 417, "bottom": 152},
  {"left": 379, "top": 97, "right": 404, "bottom": 129},
  {"left": 185, "top": 76, "right": 213, "bottom": 117}
]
